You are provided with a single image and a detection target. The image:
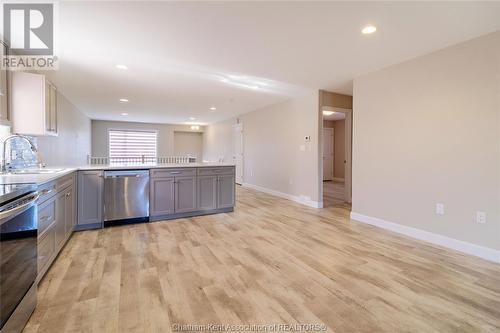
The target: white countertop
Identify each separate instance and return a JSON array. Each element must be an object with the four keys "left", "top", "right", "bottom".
[{"left": 0, "top": 163, "right": 235, "bottom": 185}]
